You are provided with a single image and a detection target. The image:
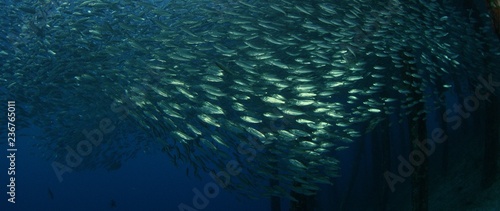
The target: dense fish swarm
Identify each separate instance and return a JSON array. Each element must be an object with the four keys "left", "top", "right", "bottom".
[{"left": 1, "top": 0, "right": 499, "bottom": 199}]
